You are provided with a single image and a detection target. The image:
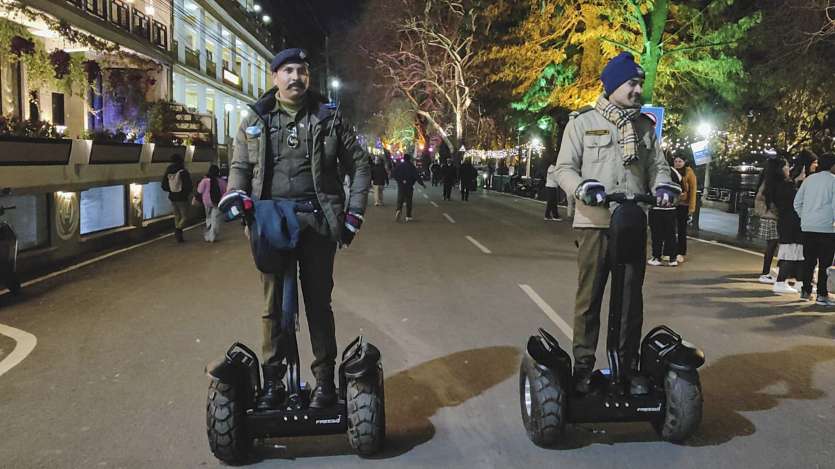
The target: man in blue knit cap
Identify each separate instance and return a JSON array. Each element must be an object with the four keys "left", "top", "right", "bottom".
[{"left": 555, "top": 52, "right": 679, "bottom": 393}]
